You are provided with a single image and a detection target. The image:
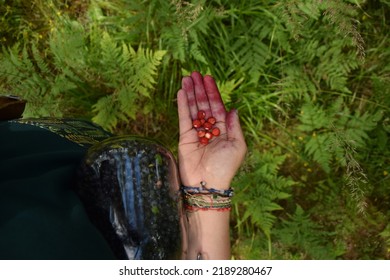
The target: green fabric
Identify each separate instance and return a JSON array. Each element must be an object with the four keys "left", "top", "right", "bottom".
[{"left": 0, "top": 121, "right": 116, "bottom": 259}]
